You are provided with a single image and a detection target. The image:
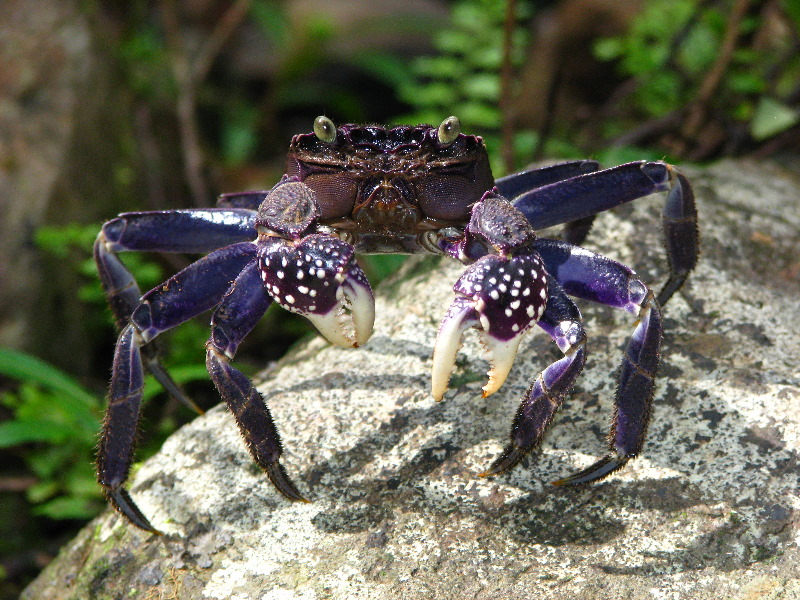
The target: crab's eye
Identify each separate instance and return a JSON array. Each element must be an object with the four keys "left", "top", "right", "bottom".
[
  {"left": 313, "top": 116, "right": 337, "bottom": 143},
  {"left": 437, "top": 116, "right": 461, "bottom": 147}
]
